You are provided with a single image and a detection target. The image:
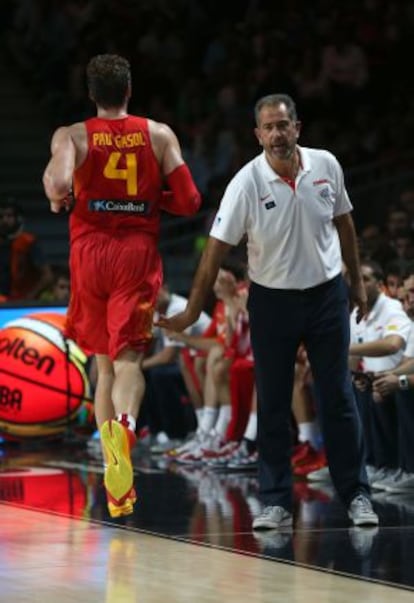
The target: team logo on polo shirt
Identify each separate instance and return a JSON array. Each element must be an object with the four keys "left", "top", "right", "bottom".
[
  {"left": 319, "top": 187, "right": 331, "bottom": 201},
  {"left": 259, "top": 193, "right": 276, "bottom": 210}
]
